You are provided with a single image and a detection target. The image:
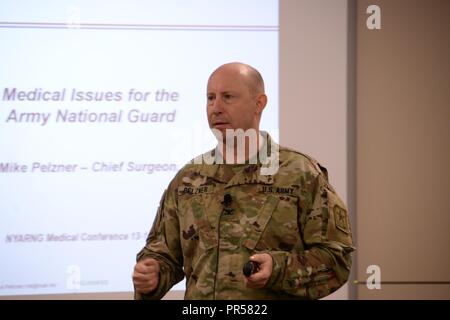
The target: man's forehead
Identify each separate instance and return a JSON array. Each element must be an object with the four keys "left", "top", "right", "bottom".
[
  {"left": 207, "top": 81, "right": 242, "bottom": 92},
  {"left": 206, "top": 84, "right": 249, "bottom": 96}
]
